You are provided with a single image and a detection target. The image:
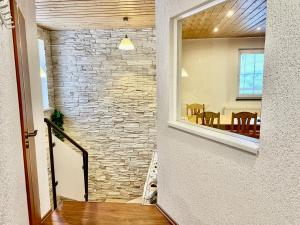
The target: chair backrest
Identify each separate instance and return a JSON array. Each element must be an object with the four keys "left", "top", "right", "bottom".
[
  {"left": 196, "top": 111, "right": 220, "bottom": 128},
  {"left": 231, "top": 112, "right": 258, "bottom": 137},
  {"left": 186, "top": 104, "right": 205, "bottom": 116}
]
